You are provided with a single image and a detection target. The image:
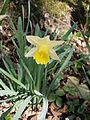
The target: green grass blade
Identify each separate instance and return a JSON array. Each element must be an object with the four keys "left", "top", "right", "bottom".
[
  {"left": 0, "top": 45, "right": 16, "bottom": 77},
  {"left": 12, "top": 96, "right": 33, "bottom": 120},
  {"left": 0, "top": 68, "right": 26, "bottom": 89},
  {"left": 82, "top": 66, "right": 90, "bottom": 85},
  {"left": 44, "top": 14, "right": 53, "bottom": 36},
  {"left": 22, "top": 5, "right": 24, "bottom": 32},
  {"left": 30, "top": 20, "right": 32, "bottom": 34},
  {"left": 0, "top": 0, "right": 10, "bottom": 15},
  {"left": 0, "top": 90, "right": 18, "bottom": 96},
  {"left": 12, "top": 39, "right": 33, "bottom": 81},
  {"left": 56, "top": 46, "right": 74, "bottom": 74},
  {"left": 2, "top": 58, "right": 12, "bottom": 75},
  {"left": 61, "top": 22, "right": 78, "bottom": 41},
  {"left": 86, "top": 5, "right": 89, "bottom": 30},
  {"left": 0, "top": 106, "right": 13, "bottom": 120},
  {"left": 17, "top": 63, "right": 23, "bottom": 81},
  {"left": 40, "top": 97, "right": 48, "bottom": 120},
  {"left": 51, "top": 25, "right": 58, "bottom": 39},
  {"left": 34, "top": 90, "right": 43, "bottom": 97},
  {"left": 35, "top": 24, "right": 42, "bottom": 37},
  {"left": 59, "top": 47, "right": 71, "bottom": 60},
  {"left": 47, "top": 46, "right": 75, "bottom": 96},
  {"left": 0, "top": 93, "right": 27, "bottom": 103},
  {"left": 9, "top": 17, "right": 20, "bottom": 42},
  {"left": 25, "top": 0, "right": 30, "bottom": 35},
  {"left": 79, "top": 29, "right": 90, "bottom": 53},
  {"left": 0, "top": 78, "right": 10, "bottom": 90},
  {"left": 18, "top": 16, "right": 24, "bottom": 53}
]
